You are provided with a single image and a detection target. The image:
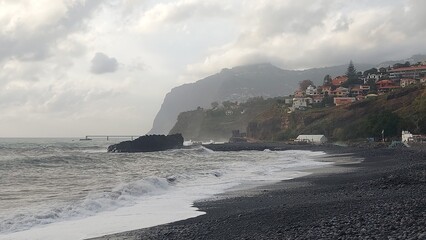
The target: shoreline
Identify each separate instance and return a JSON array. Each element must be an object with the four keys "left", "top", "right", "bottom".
[{"left": 90, "top": 146, "right": 426, "bottom": 240}]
